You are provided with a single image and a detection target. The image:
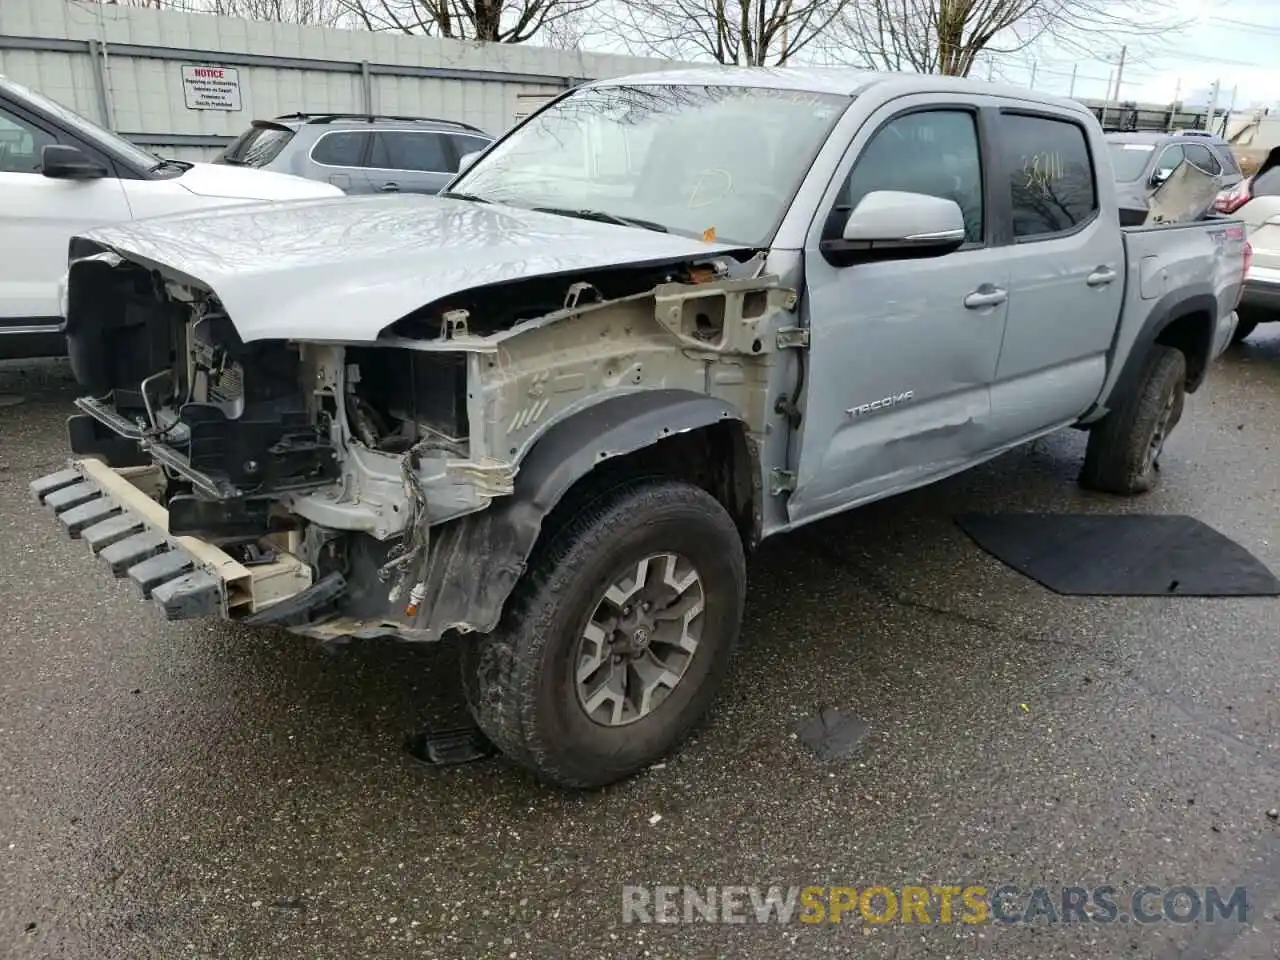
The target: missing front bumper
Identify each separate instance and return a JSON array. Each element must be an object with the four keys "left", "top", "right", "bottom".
[{"left": 31, "top": 459, "right": 312, "bottom": 622}]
